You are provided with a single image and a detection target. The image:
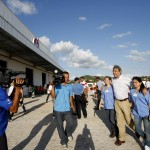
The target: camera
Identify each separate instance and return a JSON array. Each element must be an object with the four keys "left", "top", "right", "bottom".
[
  {"left": 0, "top": 67, "right": 27, "bottom": 86},
  {"left": 53, "top": 70, "right": 65, "bottom": 86}
]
